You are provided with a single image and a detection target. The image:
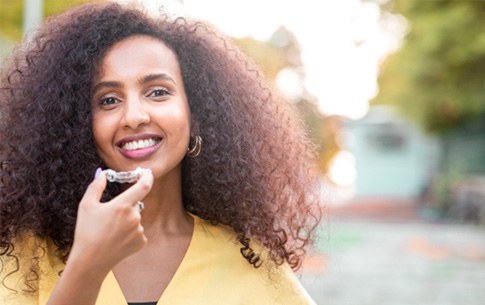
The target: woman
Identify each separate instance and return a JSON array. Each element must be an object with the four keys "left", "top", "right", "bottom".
[{"left": 0, "top": 2, "right": 321, "bottom": 304}]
